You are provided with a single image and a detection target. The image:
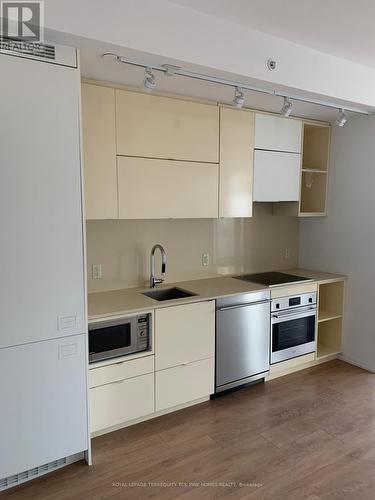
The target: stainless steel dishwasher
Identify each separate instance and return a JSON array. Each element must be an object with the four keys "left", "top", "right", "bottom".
[{"left": 215, "top": 290, "right": 271, "bottom": 393}]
